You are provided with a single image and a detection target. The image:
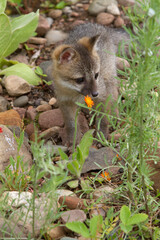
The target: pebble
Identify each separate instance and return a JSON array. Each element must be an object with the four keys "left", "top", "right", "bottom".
[
  {"left": 56, "top": 189, "right": 76, "bottom": 199},
  {"left": 117, "top": 0, "right": 135, "bottom": 7},
  {"left": 25, "top": 122, "right": 35, "bottom": 137},
  {"left": 11, "top": 53, "right": 29, "bottom": 64},
  {"left": 13, "top": 95, "right": 29, "bottom": 107},
  {"left": 107, "top": 3, "right": 120, "bottom": 15},
  {"left": 28, "top": 37, "right": 47, "bottom": 45},
  {"left": 48, "top": 9, "right": 62, "bottom": 19},
  {"left": 114, "top": 16, "right": 125, "bottom": 27},
  {"left": 59, "top": 196, "right": 89, "bottom": 210},
  {"left": 63, "top": 6, "right": 72, "bottom": 15},
  {"left": 116, "top": 57, "right": 130, "bottom": 71},
  {"left": 93, "top": 186, "right": 115, "bottom": 201},
  {"left": 46, "top": 17, "right": 54, "bottom": 27},
  {"left": 49, "top": 97, "right": 57, "bottom": 106},
  {"left": 61, "top": 209, "right": 86, "bottom": 224},
  {"left": 26, "top": 107, "right": 37, "bottom": 120},
  {"left": 4, "top": 75, "right": 31, "bottom": 97},
  {"left": 0, "top": 110, "right": 22, "bottom": 127},
  {"left": 36, "top": 103, "right": 52, "bottom": 112},
  {"left": 96, "top": 12, "right": 115, "bottom": 25},
  {"left": 36, "top": 15, "right": 50, "bottom": 36},
  {"left": 14, "top": 107, "right": 26, "bottom": 119},
  {"left": 0, "top": 96, "right": 9, "bottom": 112},
  {"left": 38, "top": 109, "right": 64, "bottom": 129},
  {"left": 46, "top": 225, "right": 66, "bottom": 240},
  {"left": 88, "top": 0, "right": 118, "bottom": 15},
  {"left": 40, "top": 127, "right": 60, "bottom": 141},
  {"left": 45, "top": 29, "right": 68, "bottom": 45}
]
